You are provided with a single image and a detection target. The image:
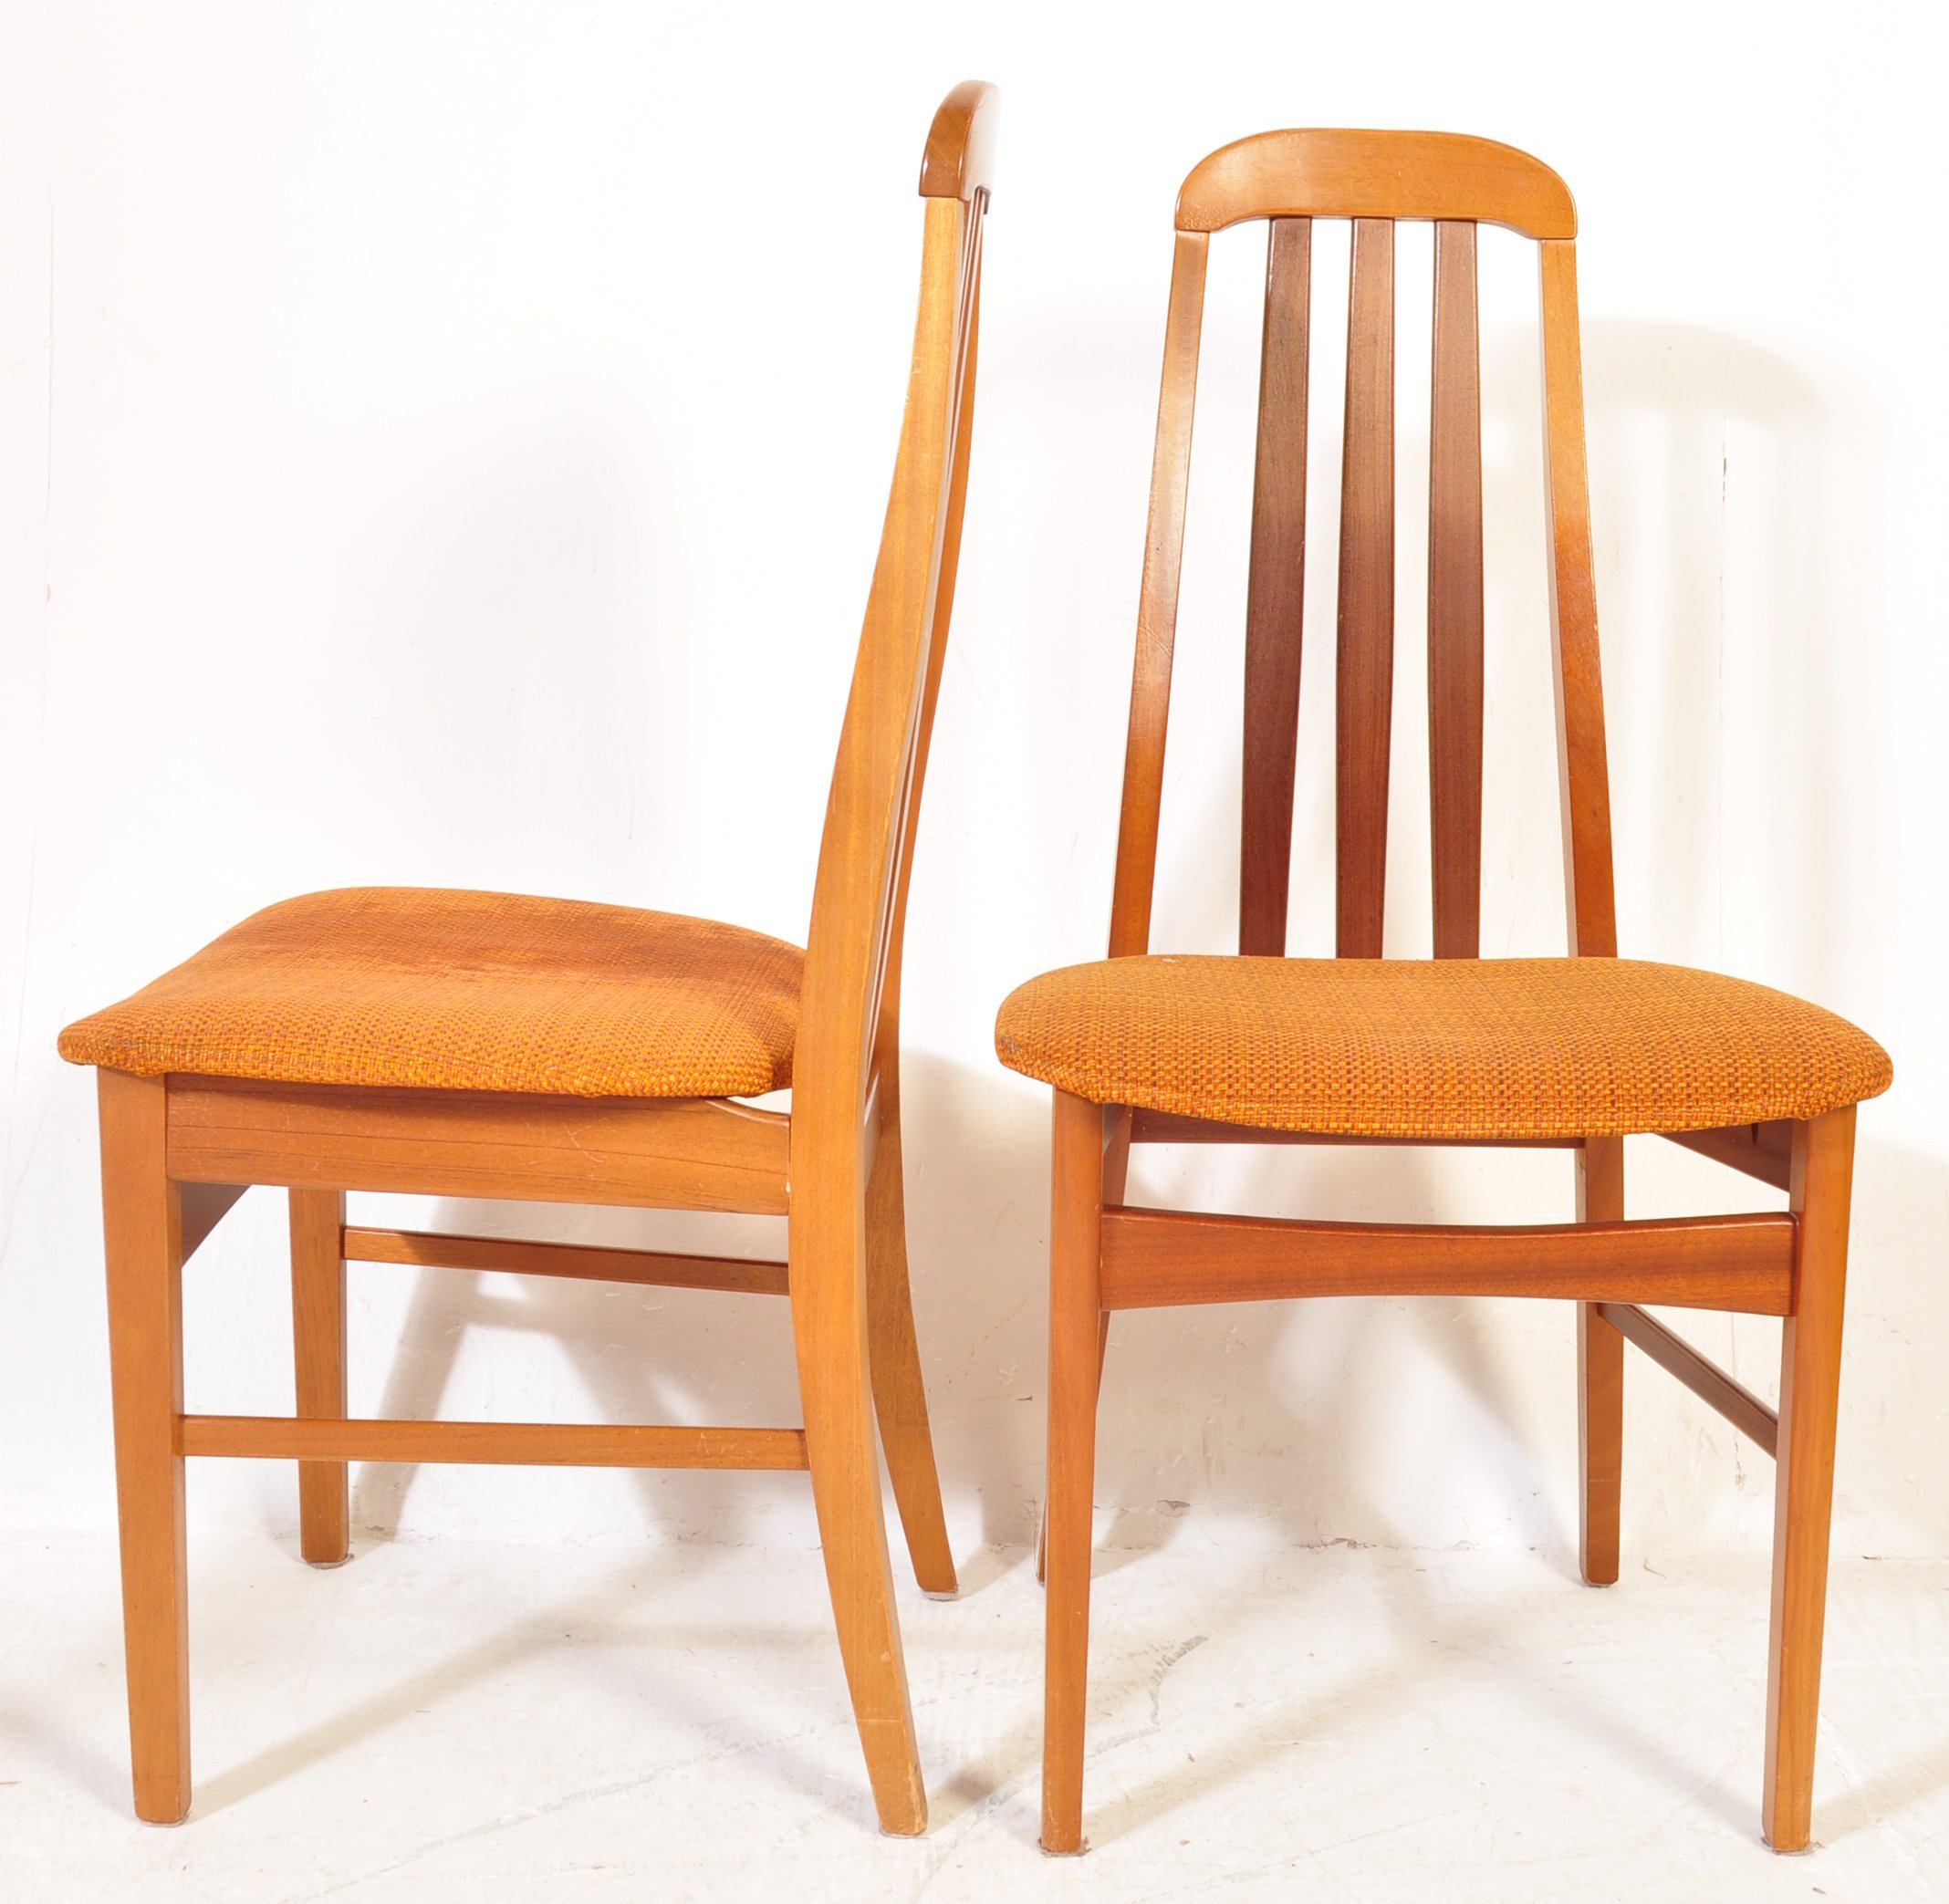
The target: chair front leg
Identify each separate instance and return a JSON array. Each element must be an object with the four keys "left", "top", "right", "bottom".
[
  {"left": 1041, "top": 1089, "right": 1106, "bottom": 1855},
  {"left": 863, "top": 1066, "right": 957, "bottom": 1596},
  {"left": 1765, "top": 1105, "right": 1856, "bottom": 1851},
  {"left": 290, "top": 1189, "right": 349, "bottom": 1565},
  {"left": 1577, "top": 1134, "right": 1625, "bottom": 1585},
  {"left": 789, "top": 1175, "right": 927, "bottom": 1836},
  {"left": 1034, "top": 1313, "right": 1110, "bottom": 1587},
  {"left": 1037, "top": 1108, "right": 1127, "bottom": 1584},
  {"left": 98, "top": 1069, "right": 193, "bottom": 1824}
]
